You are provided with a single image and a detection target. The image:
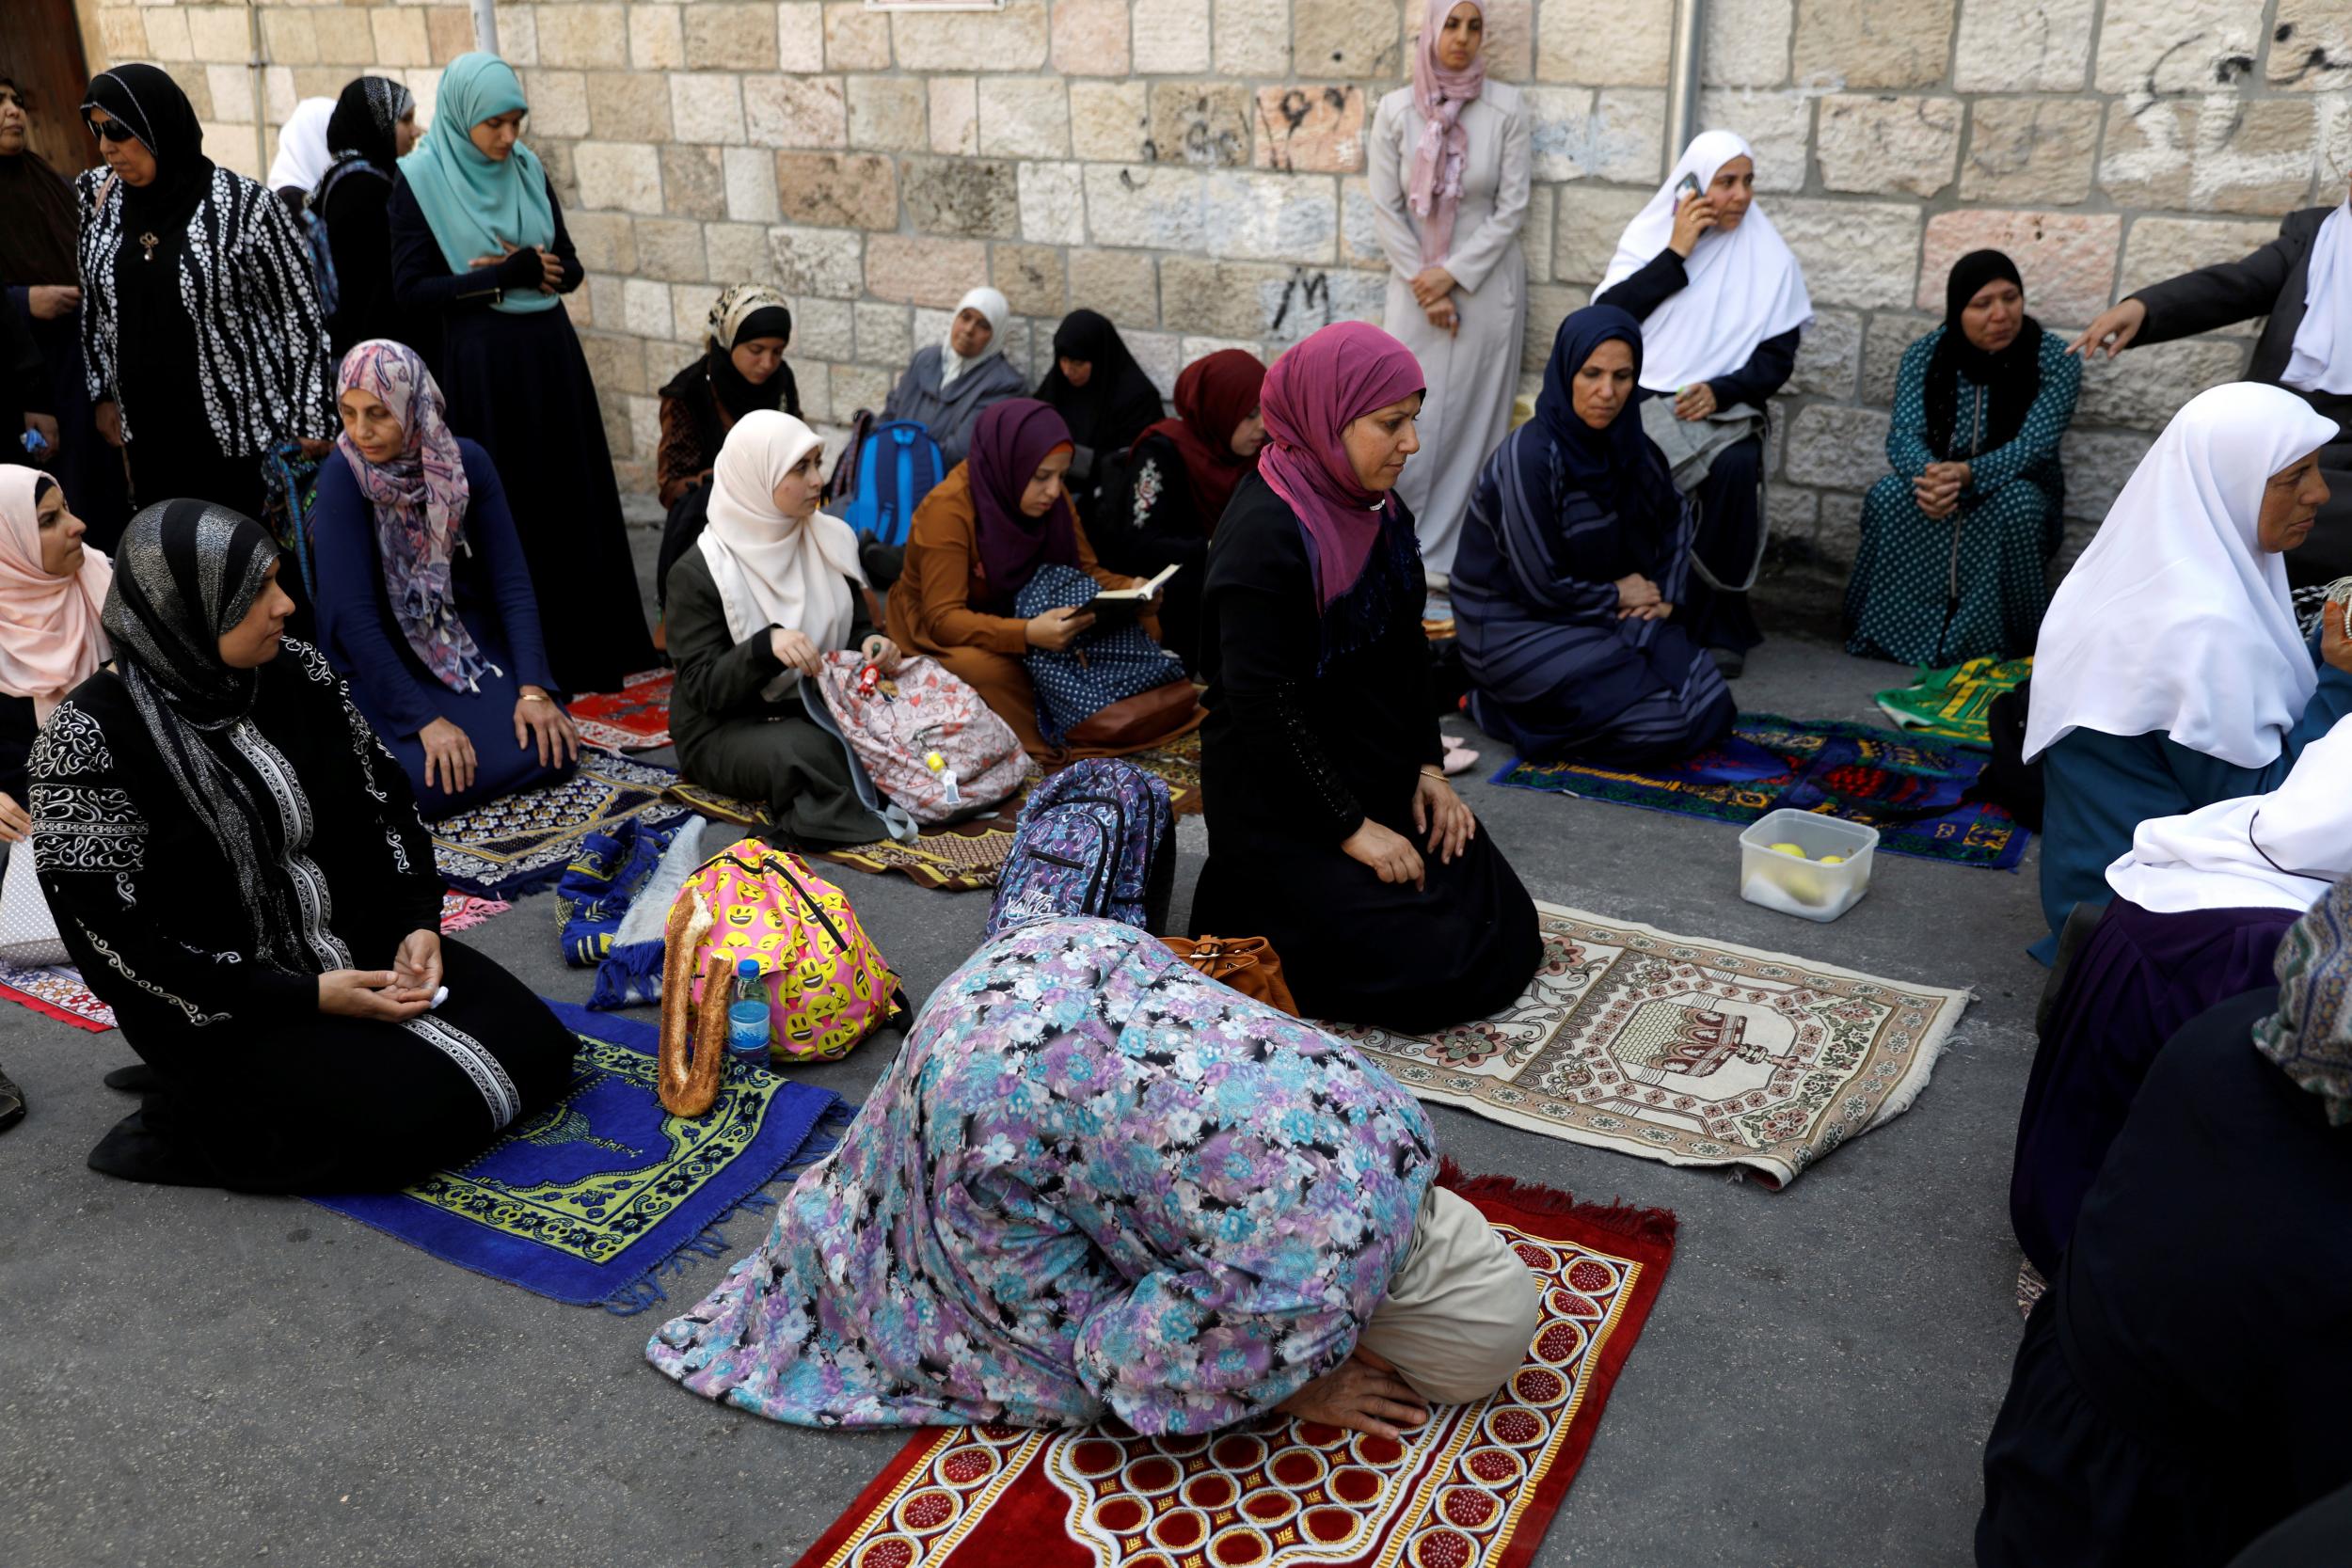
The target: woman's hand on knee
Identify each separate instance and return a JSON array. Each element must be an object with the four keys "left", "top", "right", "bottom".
[
  {"left": 512, "top": 687, "right": 580, "bottom": 768},
  {"left": 1412, "top": 773, "right": 1476, "bottom": 865},
  {"left": 418, "top": 718, "right": 477, "bottom": 796},
  {"left": 1275, "top": 1352, "right": 1429, "bottom": 1444},
  {"left": 390, "top": 928, "right": 443, "bottom": 1005},
  {"left": 1343, "top": 817, "right": 1424, "bottom": 891},
  {"left": 318, "top": 968, "right": 431, "bottom": 1022}
]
